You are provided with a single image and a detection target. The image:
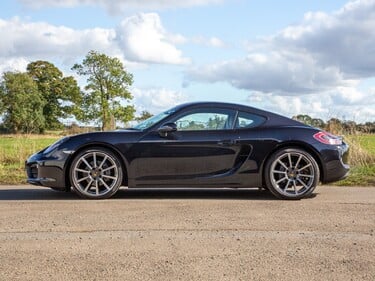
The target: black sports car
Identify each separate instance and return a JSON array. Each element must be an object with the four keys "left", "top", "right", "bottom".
[{"left": 26, "top": 102, "right": 349, "bottom": 200}]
